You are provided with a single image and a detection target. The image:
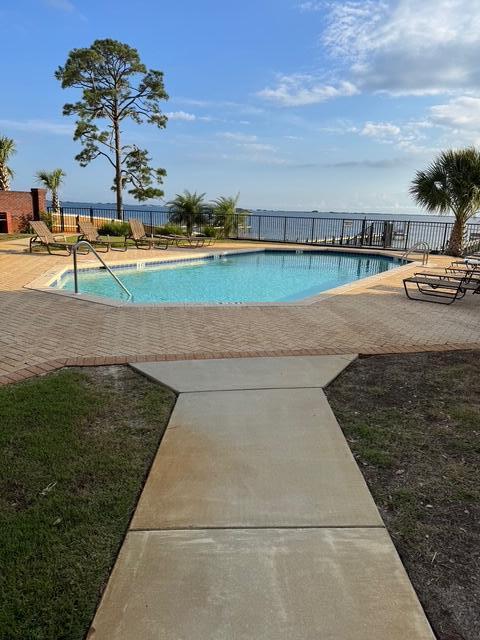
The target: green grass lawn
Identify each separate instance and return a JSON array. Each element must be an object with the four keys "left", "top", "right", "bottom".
[
  {"left": 326, "top": 350, "right": 480, "bottom": 640},
  {"left": 0, "top": 233, "right": 32, "bottom": 242},
  {"left": 0, "top": 366, "right": 175, "bottom": 640}
]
